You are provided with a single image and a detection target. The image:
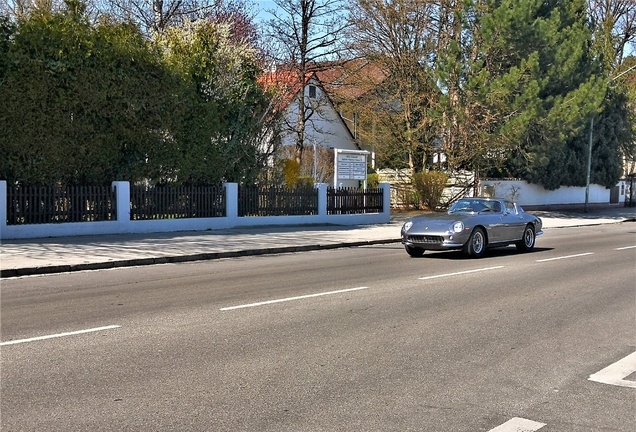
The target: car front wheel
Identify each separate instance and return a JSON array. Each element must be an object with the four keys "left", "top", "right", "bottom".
[
  {"left": 465, "top": 227, "right": 486, "bottom": 258},
  {"left": 405, "top": 245, "right": 425, "bottom": 257},
  {"left": 516, "top": 224, "right": 535, "bottom": 252}
]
